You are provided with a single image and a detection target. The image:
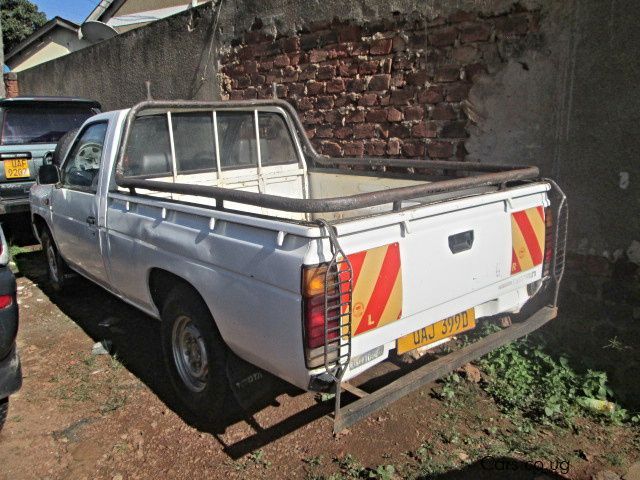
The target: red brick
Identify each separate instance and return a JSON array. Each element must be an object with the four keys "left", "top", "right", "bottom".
[
  {"left": 273, "top": 54, "right": 290, "bottom": 67},
  {"left": 370, "top": 38, "right": 393, "bottom": 55},
  {"left": 321, "top": 141, "right": 342, "bottom": 156},
  {"left": 258, "top": 60, "right": 274, "bottom": 72},
  {"left": 452, "top": 45, "right": 480, "bottom": 63},
  {"left": 346, "top": 78, "right": 368, "bottom": 93},
  {"left": 358, "top": 60, "right": 380, "bottom": 75},
  {"left": 403, "top": 106, "right": 424, "bottom": 121},
  {"left": 412, "top": 121, "right": 437, "bottom": 138},
  {"left": 390, "top": 88, "right": 415, "bottom": 105},
  {"left": 275, "top": 84, "right": 288, "bottom": 97},
  {"left": 430, "top": 104, "right": 457, "bottom": 120},
  {"left": 387, "top": 123, "right": 410, "bottom": 138},
  {"left": 351, "top": 41, "right": 370, "bottom": 55},
  {"left": 288, "top": 82, "right": 305, "bottom": 96},
  {"left": 446, "top": 82, "right": 470, "bottom": 102},
  {"left": 316, "top": 126, "right": 334, "bottom": 138},
  {"left": 345, "top": 110, "right": 366, "bottom": 123},
  {"left": 289, "top": 54, "right": 301, "bottom": 66},
  {"left": 324, "top": 111, "right": 342, "bottom": 123},
  {"left": 406, "top": 70, "right": 428, "bottom": 86},
  {"left": 419, "top": 87, "right": 444, "bottom": 104},
  {"left": 316, "top": 95, "right": 335, "bottom": 109},
  {"left": 387, "top": 107, "right": 403, "bottom": 122},
  {"left": 317, "top": 65, "right": 336, "bottom": 81},
  {"left": 391, "top": 74, "right": 406, "bottom": 88},
  {"left": 440, "top": 121, "right": 468, "bottom": 138},
  {"left": 365, "top": 109, "right": 388, "bottom": 122},
  {"left": 229, "top": 90, "right": 244, "bottom": 100},
  {"left": 335, "top": 126, "right": 353, "bottom": 139},
  {"left": 343, "top": 141, "right": 365, "bottom": 157},
  {"left": 296, "top": 97, "right": 314, "bottom": 111},
  {"left": 365, "top": 139, "right": 387, "bottom": 156},
  {"left": 337, "top": 24, "right": 362, "bottom": 42},
  {"left": 309, "top": 49, "right": 328, "bottom": 63},
  {"left": 354, "top": 123, "right": 376, "bottom": 139},
  {"left": 428, "top": 27, "right": 457, "bottom": 47},
  {"left": 251, "top": 73, "right": 266, "bottom": 85},
  {"left": 387, "top": 138, "right": 401, "bottom": 155},
  {"left": 358, "top": 93, "right": 378, "bottom": 107},
  {"left": 299, "top": 64, "right": 318, "bottom": 81},
  {"left": 243, "top": 60, "right": 258, "bottom": 74},
  {"left": 460, "top": 23, "right": 492, "bottom": 43},
  {"left": 282, "top": 66, "right": 299, "bottom": 83},
  {"left": 243, "top": 87, "right": 258, "bottom": 99},
  {"left": 326, "top": 78, "right": 345, "bottom": 93},
  {"left": 434, "top": 66, "right": 460, "bottom": 83},
  {"left": 466, "top": 63, "right": 488, "bottom": 81},
  {"left": 369, "top": 74, "right": 391, "bottom": 91},
  {"left": 303, "top": 111, "right": 325, "bottom": 125},
  {"left": 392, "top": 56, "right": 414, "bottom": 71},
  {"left": 279, "top": 36, "right": 300, "bottom": 53},
  {"left": 306, "top": 81, "right": 325, "bottom": 95},
  {"left": 235, "top": 75, "right": 251, "bottom": 89},
  {"left": 428, "top": 141, "right": 454, "bottom": 158},
  {"left": 338, "top": 60, "right": 359, "bottom": 77},
  {"left": 306, "top": 128, "right": 316, "bottom": 140},
  {"left": 402, "top": 140, "right": 425, "bottom": 157},
  {"left": 455, "top": 141, "right": 468, "bottom": 160},
  {"left": 392, "top": 35, "right": 407, "bottom": 52}
]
